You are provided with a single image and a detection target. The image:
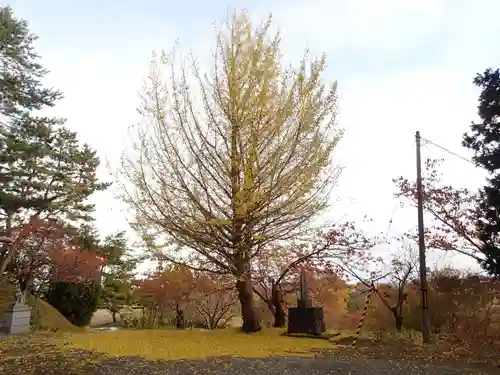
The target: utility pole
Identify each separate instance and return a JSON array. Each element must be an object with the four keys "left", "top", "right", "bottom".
[{"left": 415, "top": 131, "right": 431, "bottom": 344}]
